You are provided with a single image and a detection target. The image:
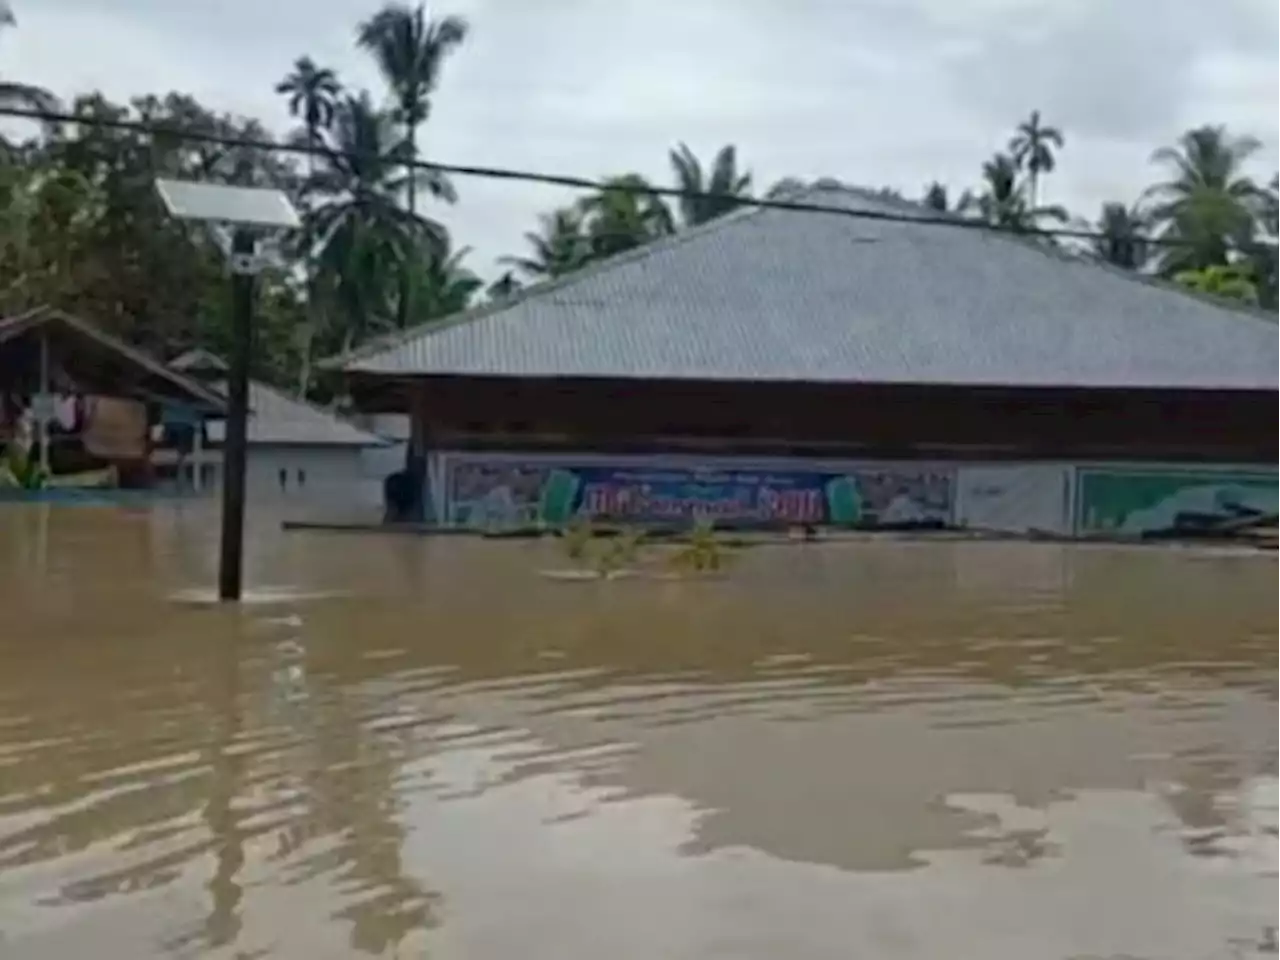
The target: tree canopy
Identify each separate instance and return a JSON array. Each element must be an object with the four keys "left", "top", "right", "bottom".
[{"left": 0, "top": 6, "right": 1273, "bottom": 409}]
